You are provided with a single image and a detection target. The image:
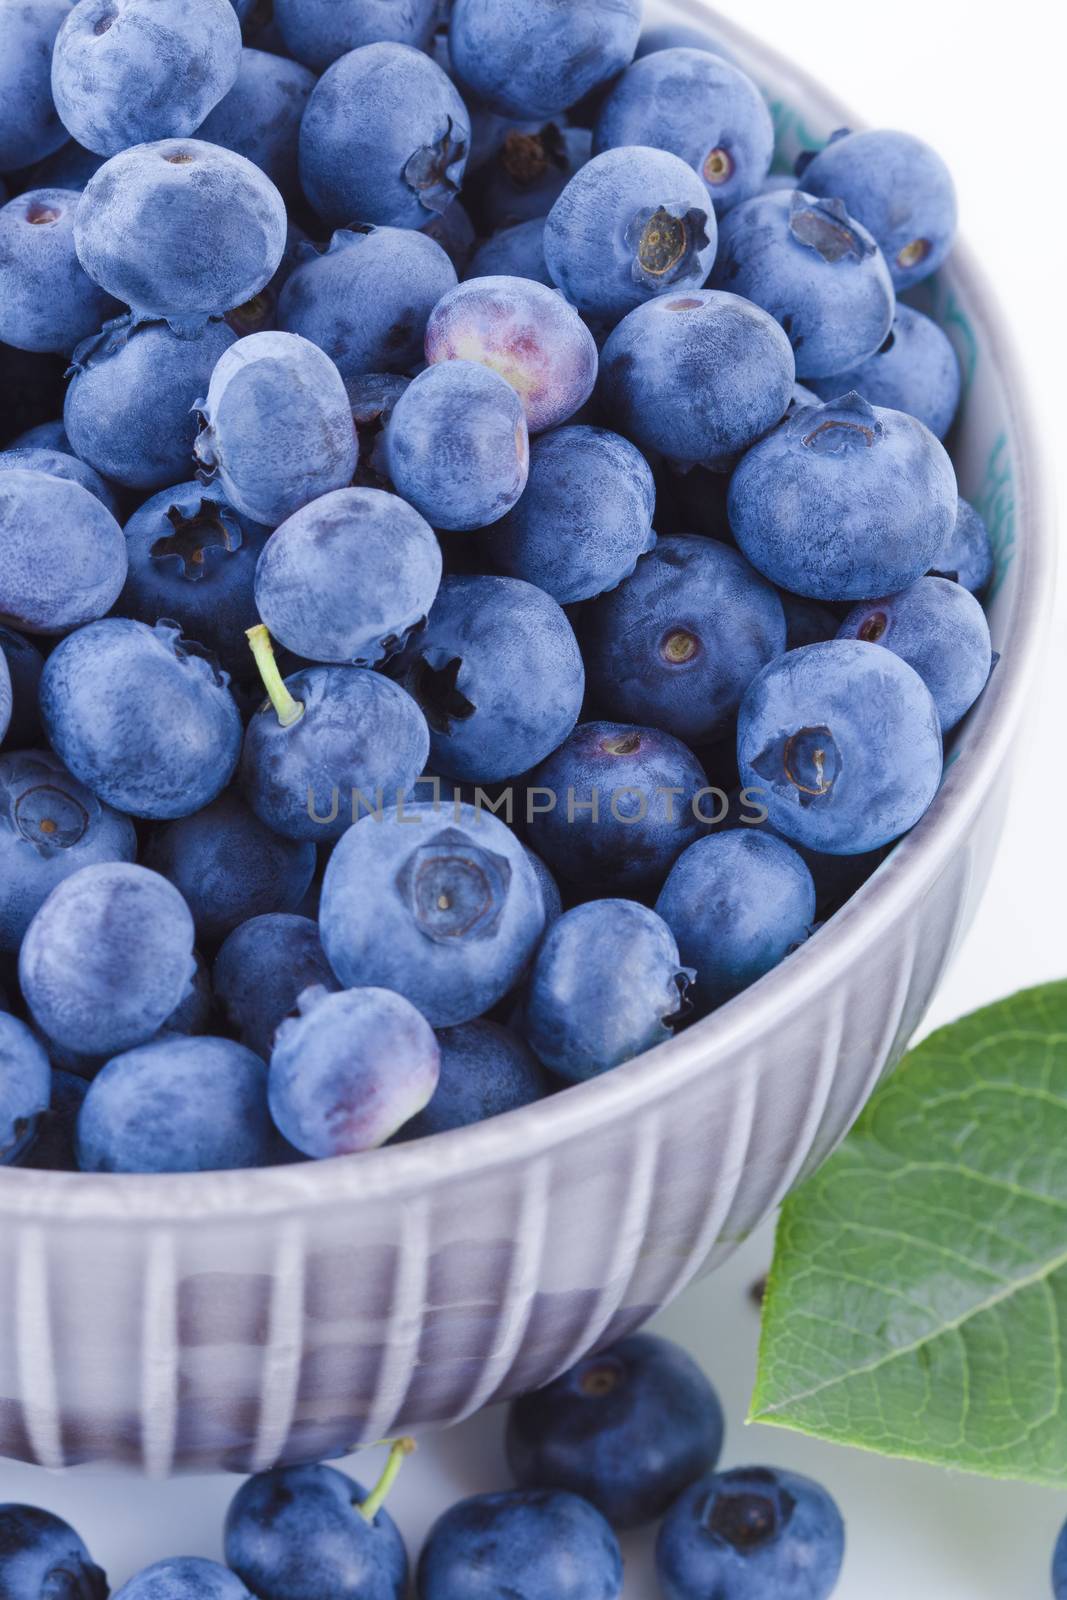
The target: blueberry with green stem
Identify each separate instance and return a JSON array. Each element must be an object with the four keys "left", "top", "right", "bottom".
[
  {"left": 225, "top": 1439, "right": 413, "bottom": 1600},
  {"left": 240, "top": 624, "right": 429, "bottom": 842}
]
